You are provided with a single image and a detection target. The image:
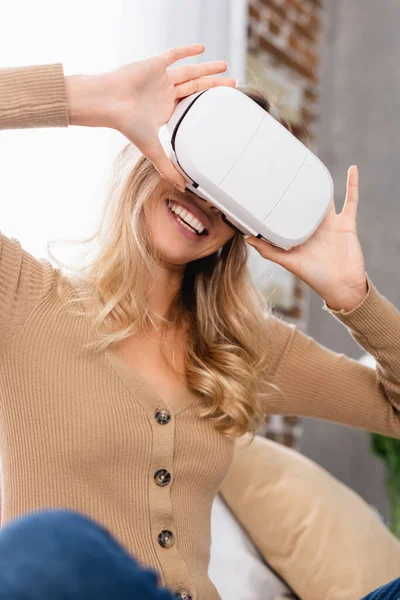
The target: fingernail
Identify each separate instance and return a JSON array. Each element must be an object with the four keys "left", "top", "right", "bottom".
[{"left": 174, "top": 184, "right": 184, "bottom": 193}]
